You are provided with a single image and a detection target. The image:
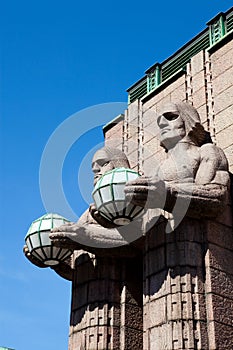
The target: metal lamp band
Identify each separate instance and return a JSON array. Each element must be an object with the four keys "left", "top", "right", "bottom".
[
  {"left": 92, "top": 167, "right": 143, "bottom": 225},
  {"left": 25, "top": 213, "right": 73, "bottom": 266}
]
